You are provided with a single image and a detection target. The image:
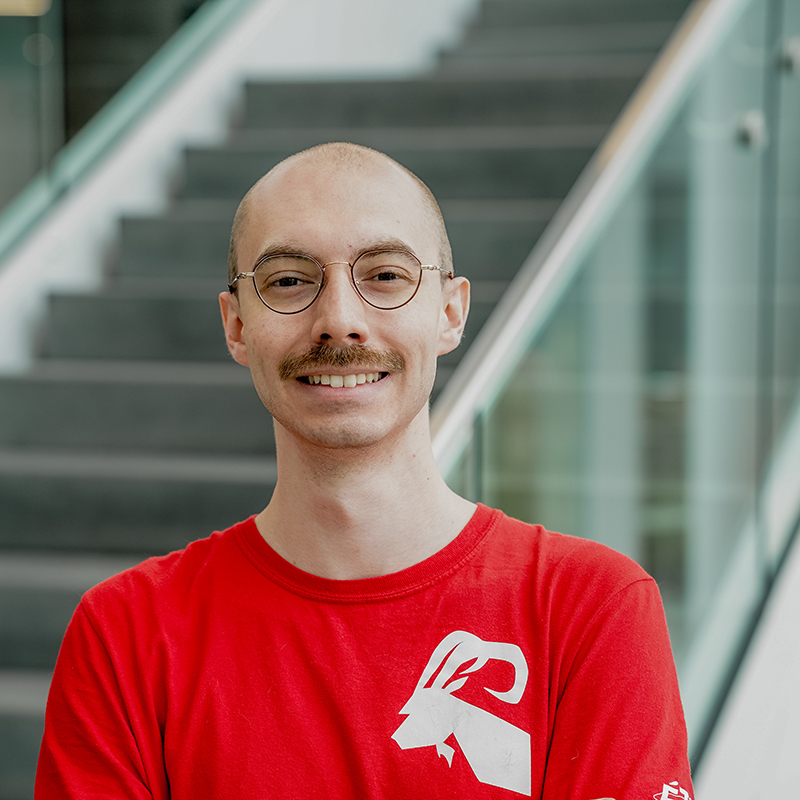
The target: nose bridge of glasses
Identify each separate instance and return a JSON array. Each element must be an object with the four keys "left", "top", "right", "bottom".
[
  {"left": 320, "top": 260, "right": 353, "bottom": 270},
  {"left": 317, "top": 260, "right": 362, "bottom": 304}
]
